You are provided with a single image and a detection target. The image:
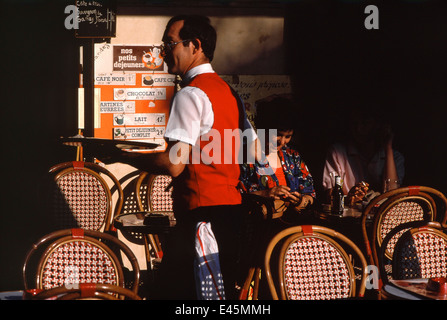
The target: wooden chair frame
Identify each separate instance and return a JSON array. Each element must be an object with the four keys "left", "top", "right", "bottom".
[
  {"left": 31, "top": 283, "right": 142, "bottom": 300},
  {"left": 381, "top": 221, "right": 447, "bottom": 281},
  {"left": 49, "top": 161, "right": 124, "bottom": 231},
  {"left": 264, "top": 225, "right": 368, "bottom": 300},
  {"left": 361, "top": 186, "right": 446, "bottom": 269},
  {"left": 22, "top": 228, "right": 140, "bottom": 294}
]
